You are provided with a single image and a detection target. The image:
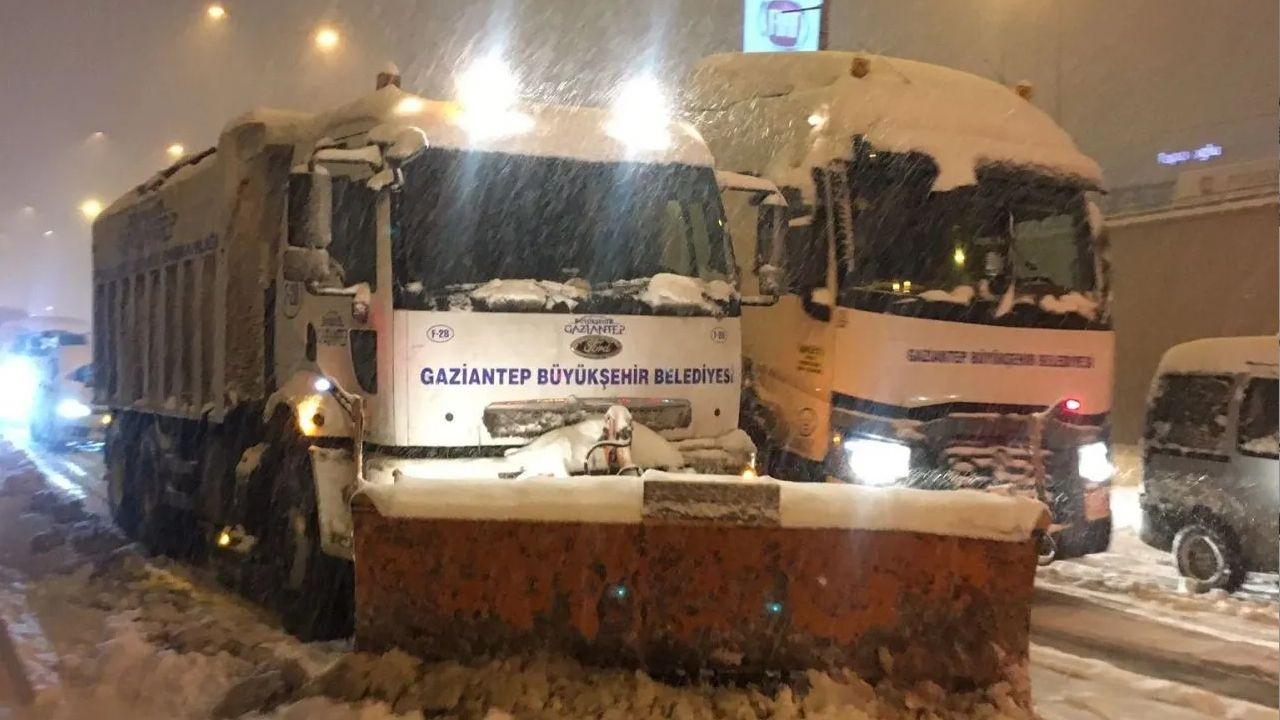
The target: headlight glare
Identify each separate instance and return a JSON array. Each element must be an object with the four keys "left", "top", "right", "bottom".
[
  {"left": 844, "top": 437, "right": 910, "bottom": 487},
  {"left": 56, "top": 398, "right": 92, "bottom": 419},
  {"left": 1078, "top": 441, "right": 1113, "bottom": 484}
]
